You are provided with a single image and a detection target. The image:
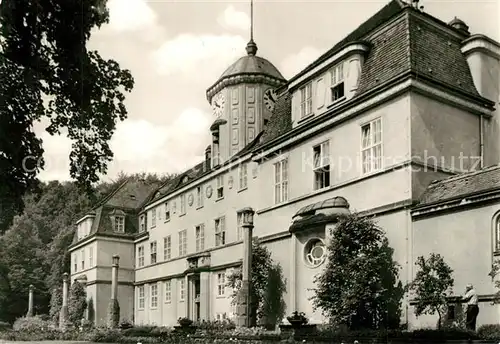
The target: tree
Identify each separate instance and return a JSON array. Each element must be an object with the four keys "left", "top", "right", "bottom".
[
  {"left": 68, "top": 281, "right": 87, "bottom": 325},
  {"left": 226, "top": 239, "right": 273, "bottom": 326},
  {"left": 312, "top": 213, "right": 404, "bottom": 330},
  {"left": 406, "top": 253, "right": 454, "bottom": 330},
  {"left": 0, "top": 0, "right": 134, "bottom": 233},
  {"left": 261, "top": 263, "right": 287, "bottom": 328}
]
